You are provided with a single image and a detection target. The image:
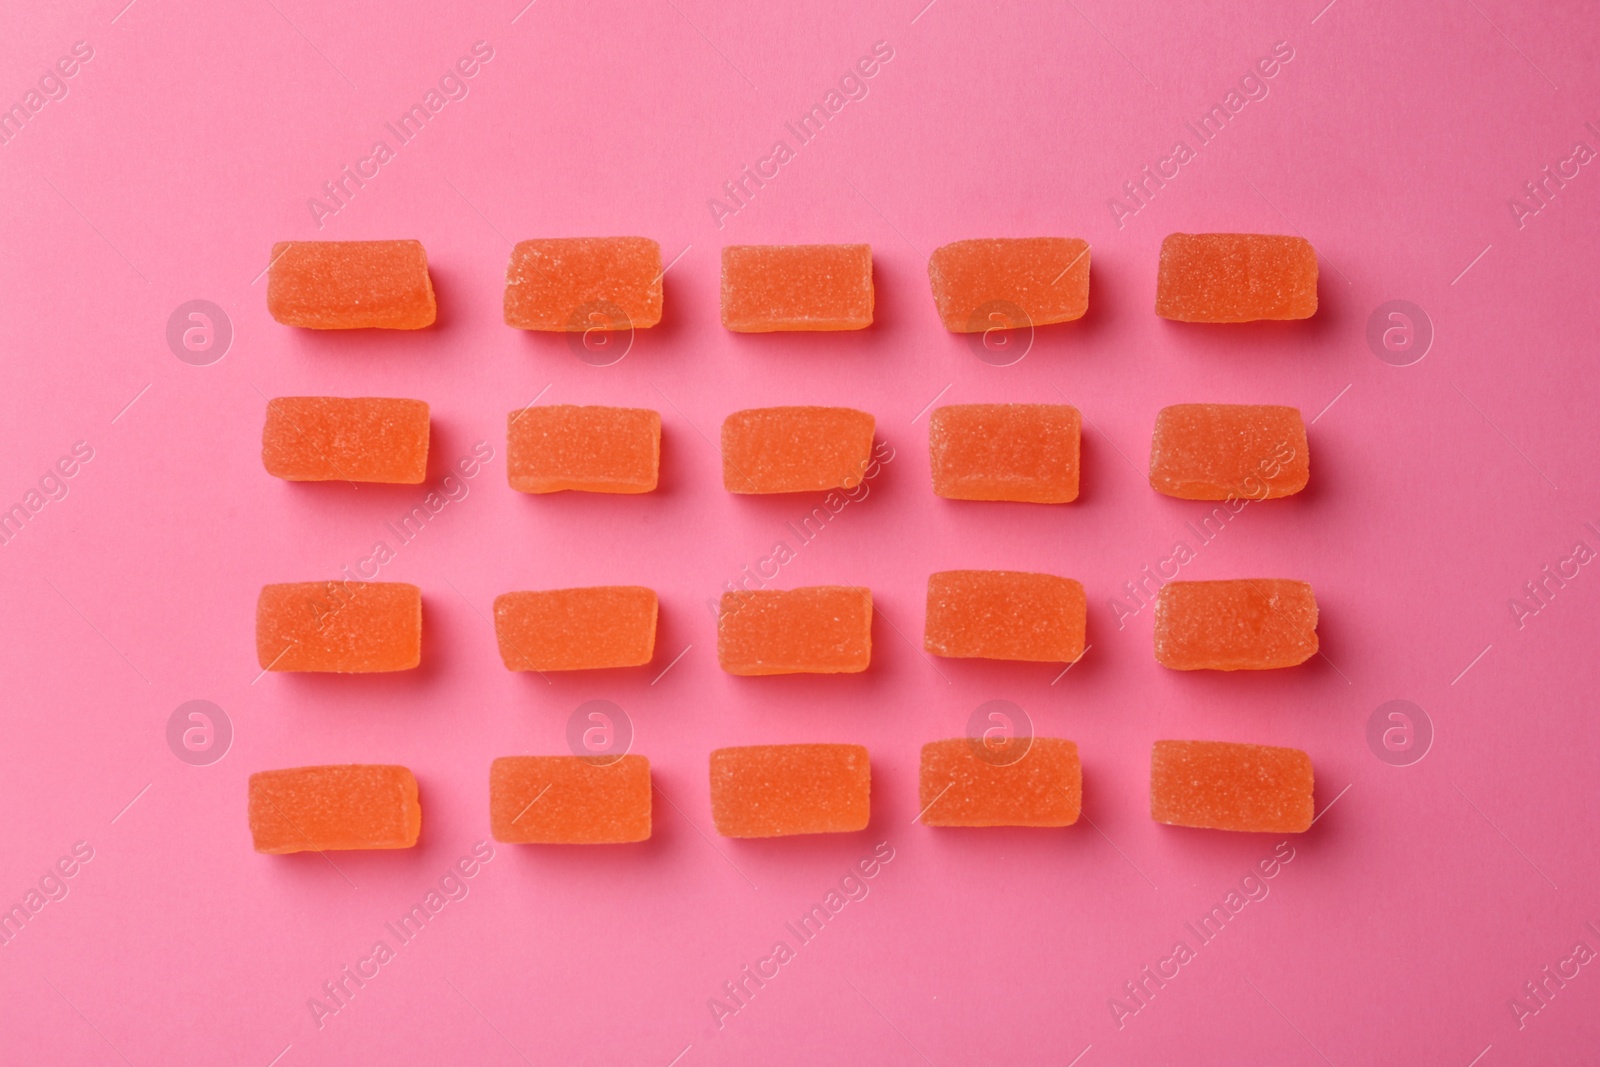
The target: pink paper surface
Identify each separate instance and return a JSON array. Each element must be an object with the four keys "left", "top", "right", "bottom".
[{"left": 1, "top": 1, "right": 1597, "bottom": 1063}]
